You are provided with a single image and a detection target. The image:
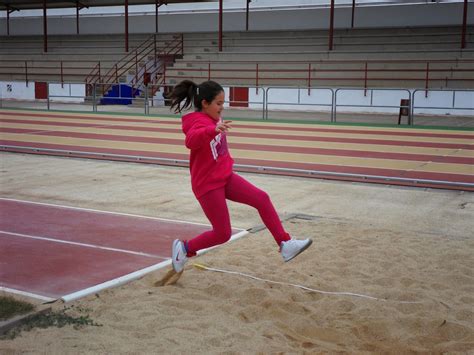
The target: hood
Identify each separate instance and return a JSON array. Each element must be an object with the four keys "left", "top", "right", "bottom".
[{"left": 182, "top": 111, "right": 215, "bottom": 133}]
